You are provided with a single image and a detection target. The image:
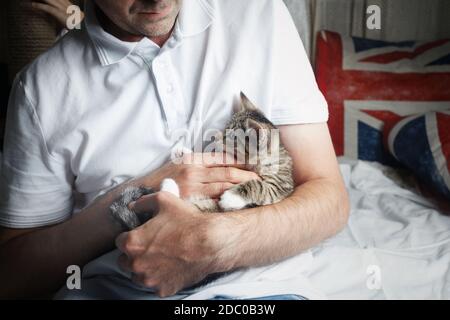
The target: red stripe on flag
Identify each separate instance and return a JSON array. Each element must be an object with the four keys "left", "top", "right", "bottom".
[
  {"left": 316, "top": 31, "right": 345, "bottom": 155},
  {"left": 316, "top": 31, "right": 450, "bottom": 157},
  {"left": 436, "top": 112, "right": 450, "bottom": 173}
]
